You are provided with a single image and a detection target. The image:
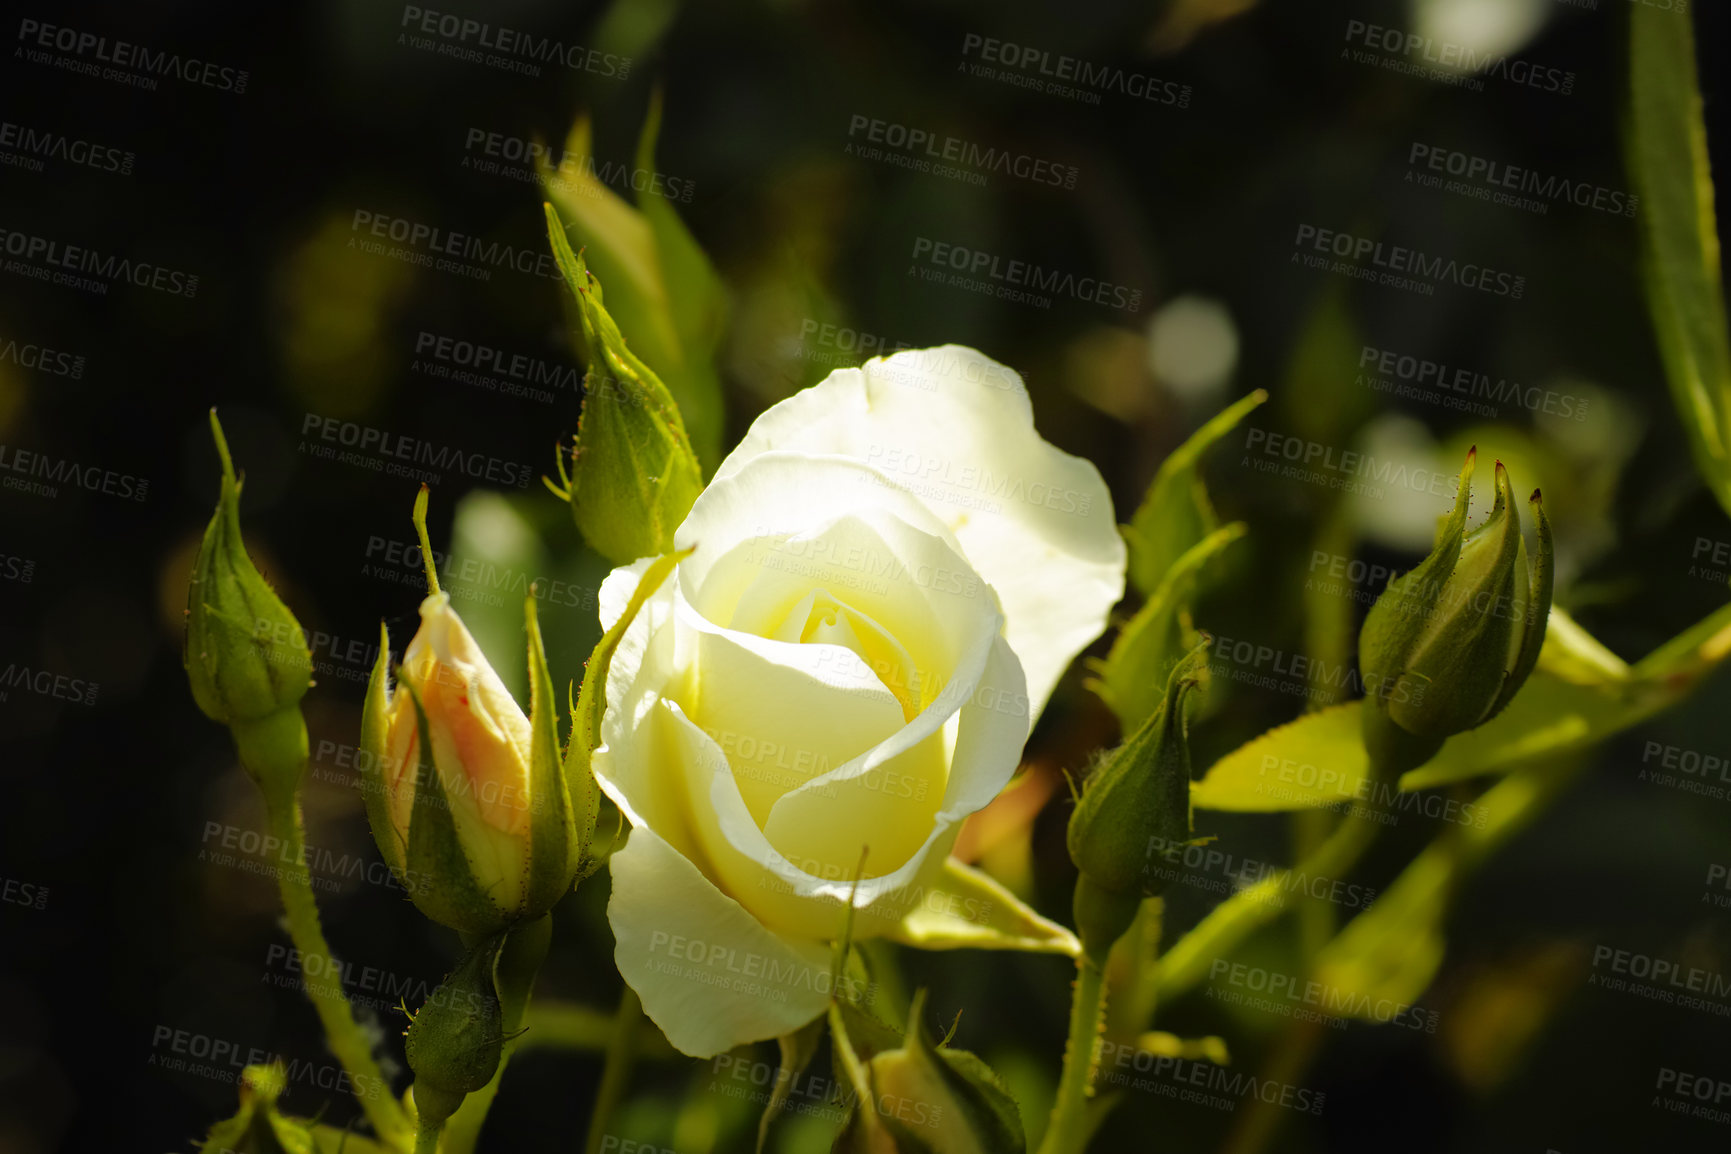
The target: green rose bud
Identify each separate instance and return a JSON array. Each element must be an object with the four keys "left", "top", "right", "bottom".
[
  {"left": 185, "top": 411, "right": 313, "bottom": 723},
  {"left": 184, "top": 411, "right": 314, "bottom": 798},
  {"left": 543, "top": 202, "right": 703, "bottom": 565},
  {"left": 405, "top": 935, "right": 506, "bottom": 1135},
  {"left": 836, "top": 991, "right": 1026, "bottom": 1154},
  {"left": 1358, "top": 448, "right": 1553, "bottom": 776},
  {"left": 1066, "top": 642, "right": 1208, "bottom": 965}
]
